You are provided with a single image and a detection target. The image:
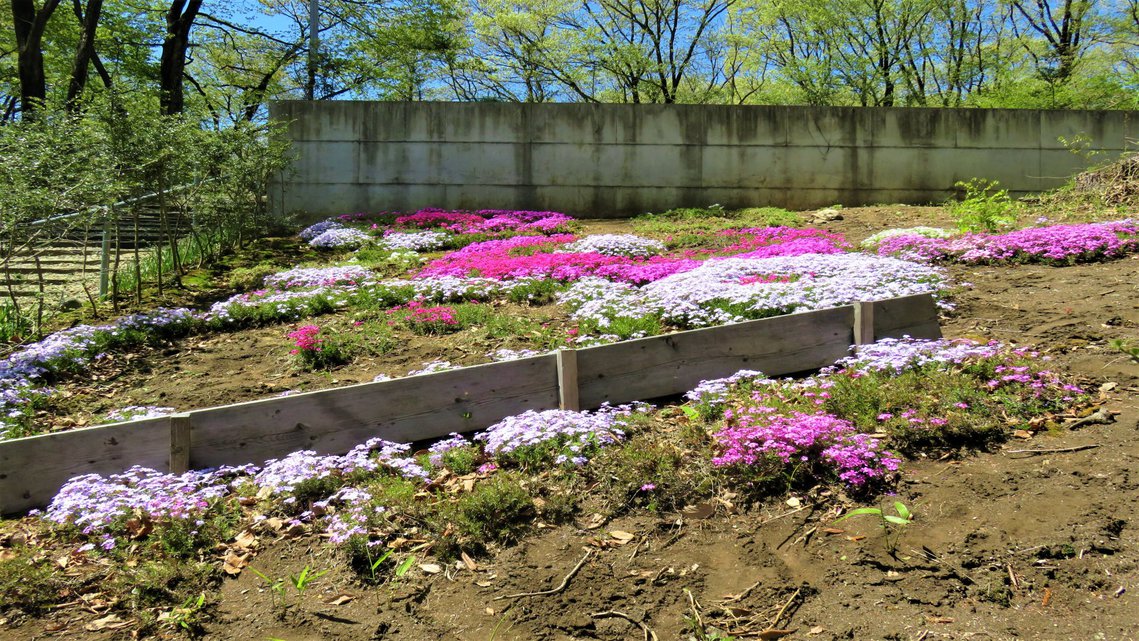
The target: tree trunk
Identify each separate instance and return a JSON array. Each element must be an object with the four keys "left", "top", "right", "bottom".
[
  {"left": 159, "top": 0, "right": 204, "bottom": 116},
  {"left": 65, "top": 0, "right": 104, "bottom": 111},
  {"left": 11, "top": 0, "right": 63, "bottom": 117}
]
